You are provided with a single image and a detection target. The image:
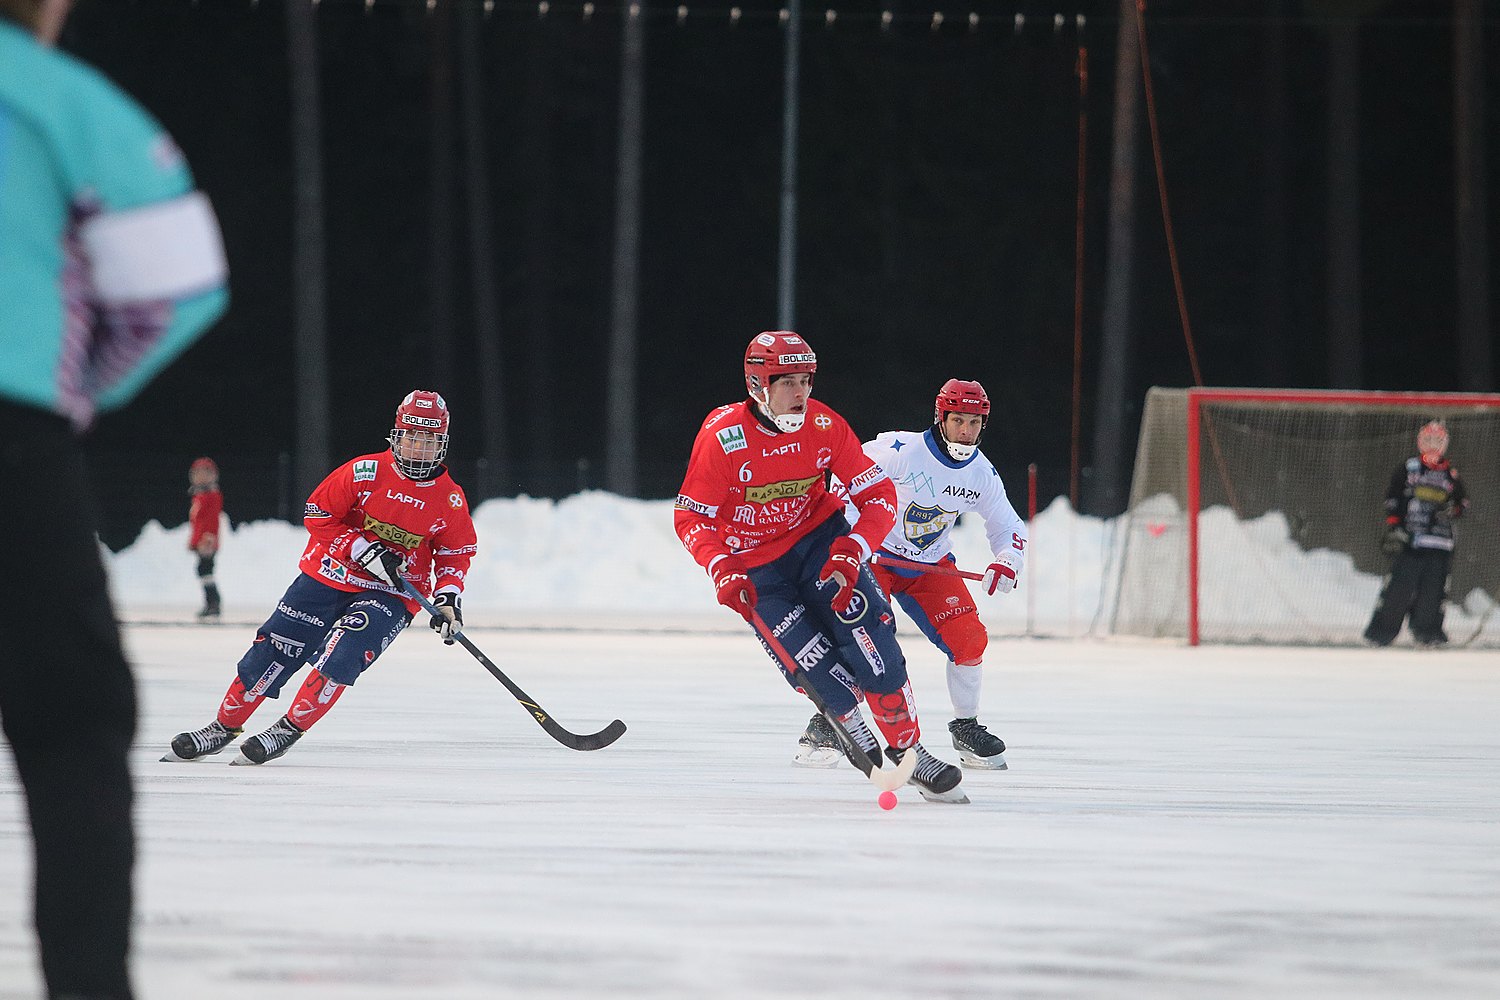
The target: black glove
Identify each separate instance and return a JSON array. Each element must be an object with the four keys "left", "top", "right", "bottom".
[
  {"left": 429, "top": 592, "right": 463, "bottom": 644},
  {"left": 1381, "top": 524, "right": 1411, "bottom": 557},
  {"left": 352, "top": 537, "right": 405, "bottom": 587}
]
